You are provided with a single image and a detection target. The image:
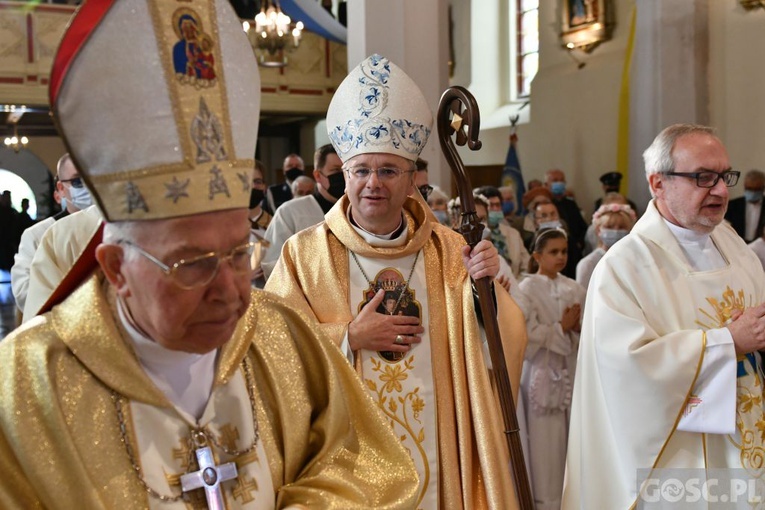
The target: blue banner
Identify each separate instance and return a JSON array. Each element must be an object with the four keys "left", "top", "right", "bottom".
[{"left": 280, "top": 0, "right": 347, "bottom": 45}]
